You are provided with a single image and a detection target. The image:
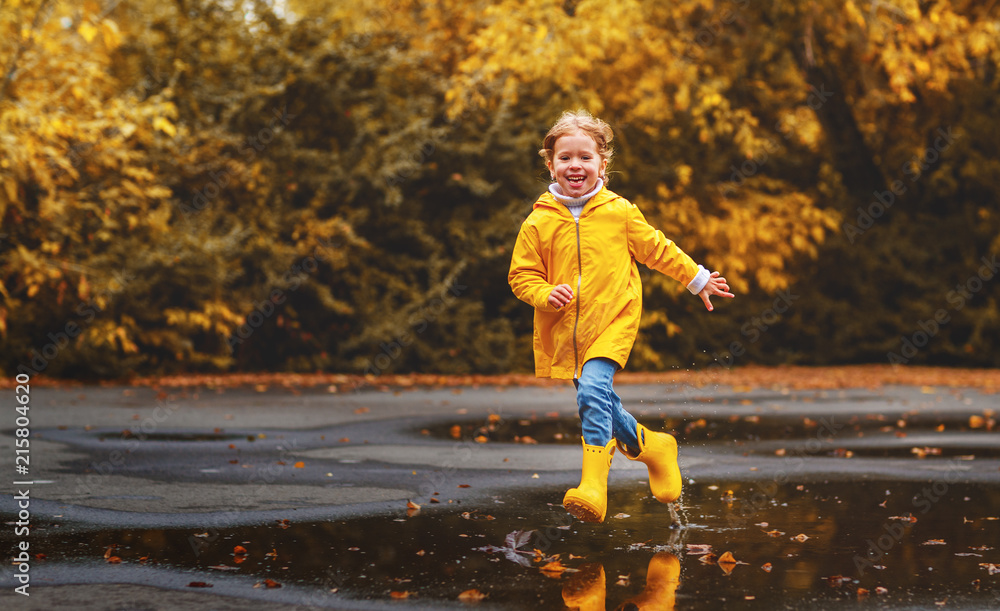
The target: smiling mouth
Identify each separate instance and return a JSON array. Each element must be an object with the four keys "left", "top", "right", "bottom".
[{"left": 567, "top": 176, "right": 586, "bottom": 185}]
